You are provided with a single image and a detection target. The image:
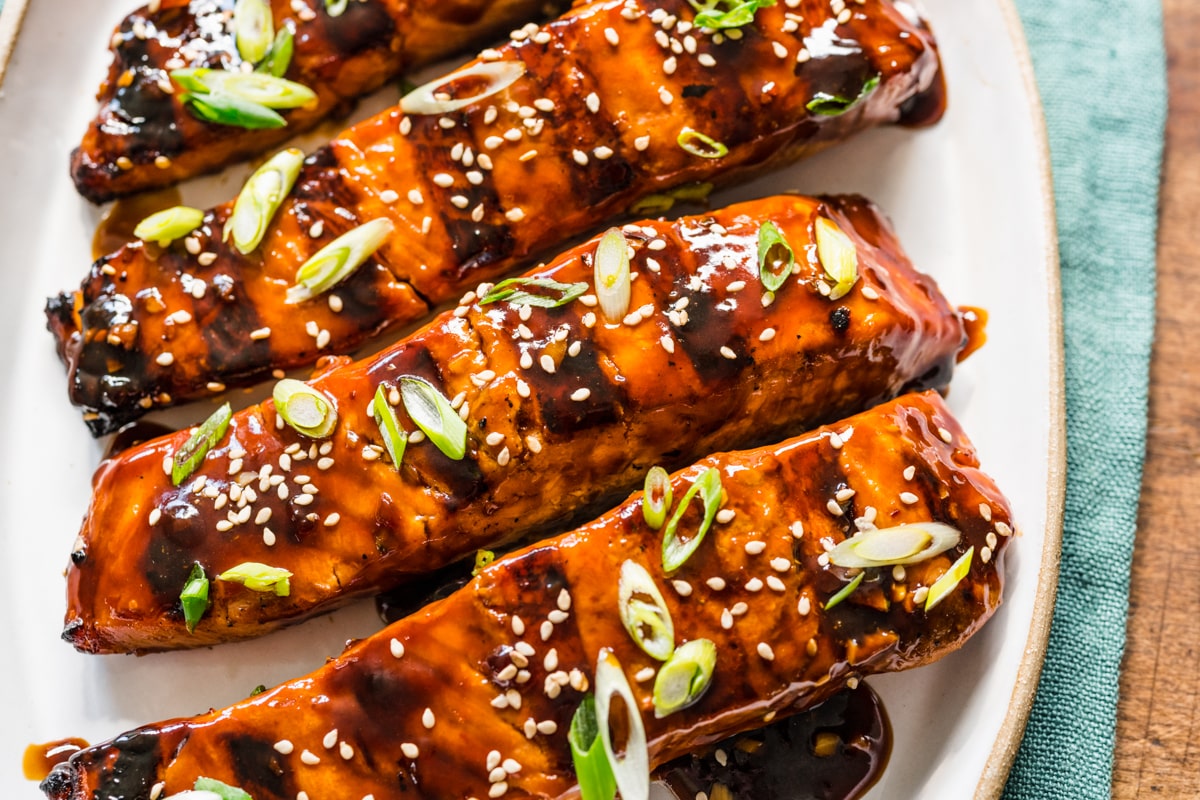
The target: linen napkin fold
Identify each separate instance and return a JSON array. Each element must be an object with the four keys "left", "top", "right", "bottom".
[{"left": 1002, "top": 1, "right": 1165, "bottom": 797}]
